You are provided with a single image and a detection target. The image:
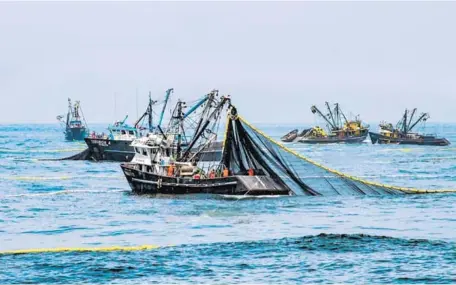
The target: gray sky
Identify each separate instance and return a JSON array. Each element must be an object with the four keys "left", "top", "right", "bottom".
[{"left": 1, "top": 2, "right": 456, "bottom": 124}]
